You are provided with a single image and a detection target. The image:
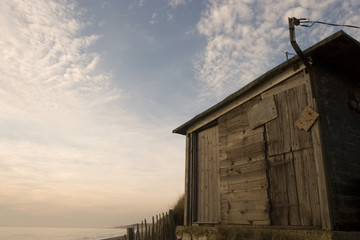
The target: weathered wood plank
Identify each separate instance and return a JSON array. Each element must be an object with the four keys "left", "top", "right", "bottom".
[
  {"left": 226, "top": 114, "right": 250, "bottom": 134},
  {"left": 204, "top": 129, "right": 209, "bottom": 222},
  {"left": 220, "top": 160, "right": 266, "bottom": 177},
  {"left": 197, "top": 130, "right": 205, "bottom": 222},
  {"left": 224, "top": 178, "right": 268, "bottom": 192},
  {"left": 287, "top": 85, "right": 313, "bottom": 151},
  {"left": 221, "top": 145, "right": 265, "bottom": 167},
  {"left": 261, "top": 70, "right": 305, "bottom": 99},
  {"left": 222, "top": 199, "right": 269, "bottom": 211},
  {"left": 268, "top": 152, "right": 302, "bottom": 226},
  {"left": 268, "top": 154, "right": 289, "bottom": 225},
  {"left": 227, "top": 132, "right": 264, "bottom": 149},
  {"left": 220, "top": 154, "right": 265, "bottom": 169},
  {"left": 184, "top": 134, "right": 190, "bottom": 225},
  {"left": 310, "top": 96, "right": 331, "bottom": 230},
  {"left": 227, "top": 141, "right": 265, "bottom": 160},
  {"left": 227, "top": 126, "right": 264, "bottom": 143},
  {"left": 215, "top": 127, "right": 221, "bottom": 223},
  {"left": 220, "top": 169, "right": 267, "bottom": 185},
  {"left": 189, "top": 133, "right": 196, "bottom": 224},
  {"left": 284, "top": 152, "right": 301, "bottom": 226},
  {"left": 220, "top": 96, "right": 261, "bottom": 123},
  {"left": 293, "top": 148, "right": 320, "bottom": 226},
  {"left": 190, "top": 132, "right": 198, "bottom": 224},
  {"left": 208, "top": 126, "right": 219, "bottom": 222},
  {"left": 301, "top": 147, "right": 321, "bottom": 227},
  {"left": 221, "top": 188, "right": 268, "bottom": 202},
  {"left": 222, "top": 210, "right": 269, "bottom": 224},
  {"left": 295, "top": 106, "right": 319, "bottom": 131},
  {"left": 266, "top": 91, "right": 291, "bottom": 156},
  {"left": 248, "top": 96, "right": 278, "bottom": 129}
]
